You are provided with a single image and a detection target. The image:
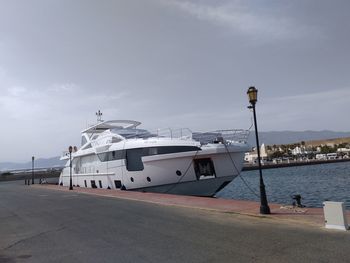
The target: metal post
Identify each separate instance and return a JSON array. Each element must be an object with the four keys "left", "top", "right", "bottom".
[
  {"left": 69, "top": 148, "right": 73, "bottom": 190},
  {"left": 31, "top": 156, "right": 35, "bottom": 184},
  {"left": 251, "top": 104, "right": 271, "bottom": 214}
]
